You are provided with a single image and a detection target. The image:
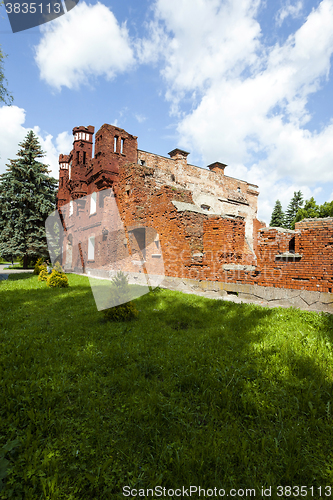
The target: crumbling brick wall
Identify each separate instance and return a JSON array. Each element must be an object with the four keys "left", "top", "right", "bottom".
[{"left": 255, "top": 220, "right": 333, "bottom": 292}]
